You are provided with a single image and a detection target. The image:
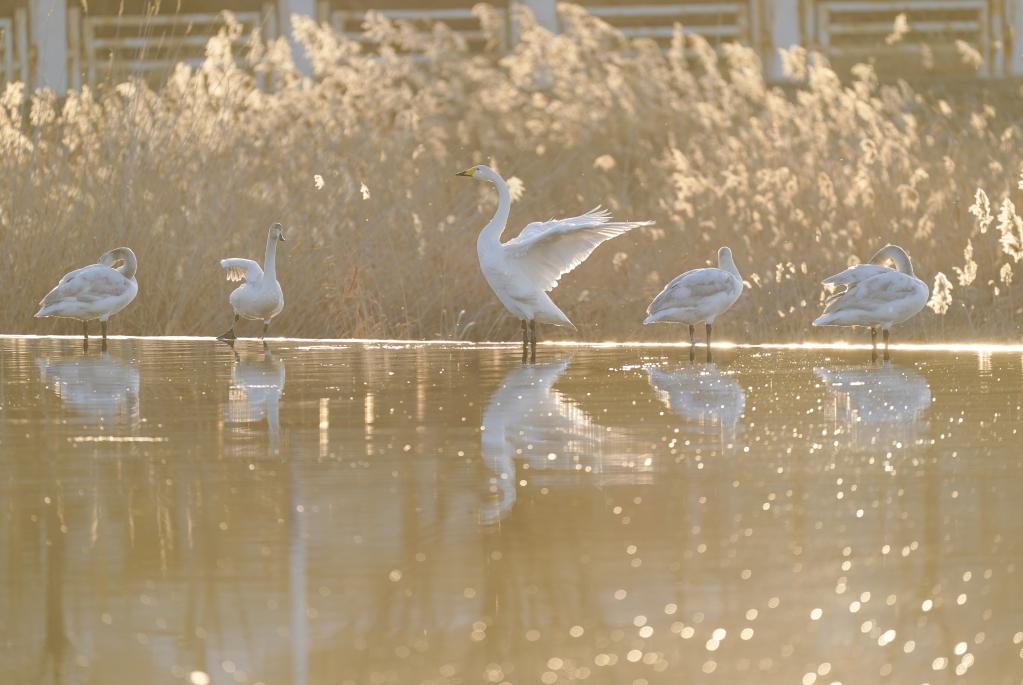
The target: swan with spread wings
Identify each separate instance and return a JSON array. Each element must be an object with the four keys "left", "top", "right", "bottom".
[
  {"left": 456, "top": 164, "right": 652, "bottom": 360},
  {"left": 218, "top": 223, "right": 286, "bottom": 346}
]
